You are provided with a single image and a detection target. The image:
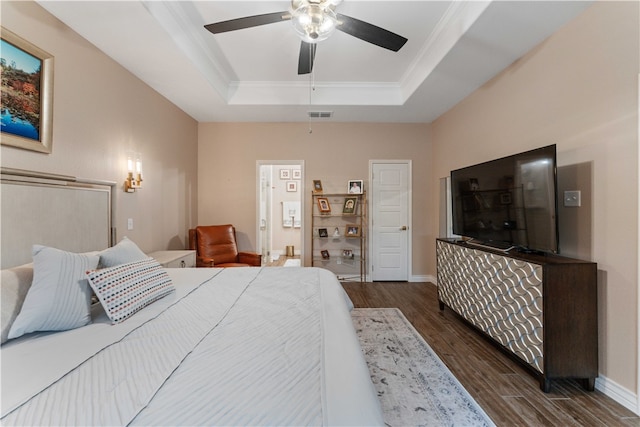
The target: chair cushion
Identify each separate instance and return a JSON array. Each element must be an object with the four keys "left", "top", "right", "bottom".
[{"left": 196, "top": 225, "right": 239, "bottom": 265}]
